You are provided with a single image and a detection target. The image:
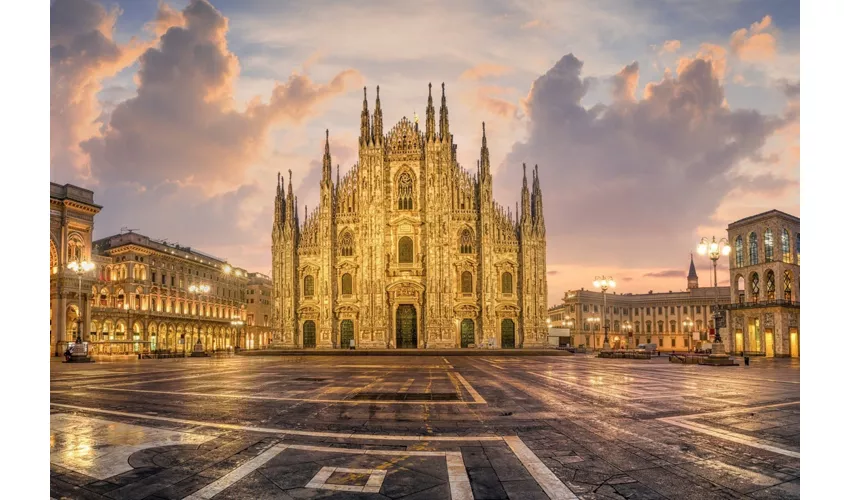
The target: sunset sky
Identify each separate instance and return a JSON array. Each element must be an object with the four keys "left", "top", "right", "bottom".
[{"left": 50, "top": 0, "right": 800, "bottom": 305}]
